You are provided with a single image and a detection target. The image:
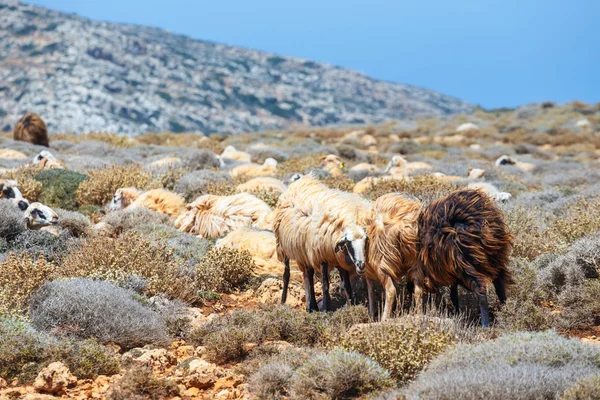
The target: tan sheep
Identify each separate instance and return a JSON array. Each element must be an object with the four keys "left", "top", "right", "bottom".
[
  {"left": 349, "top": 163, "right": 378, "bottom": 172},
  {"left": 236, "top": 177, "right": 287, "bottom": 195},
  {"left": 319, "top": 154, "right": 345, "bottom": 177},
  {"left": 385, "top": 155, "right": 432, "bottom": 176},
  {"left": 13, "top": 113, "right": 49, "bottom": 147},
  {"left": 275, "top": 174, "right": 370, "bottom": 311},
  {"left": 466, "top": 182, "right": 512, "bottom": 202},
  {"left": 230, "top": 158, "right": 278, "bottom": 178},
  {"left": 149, "top": 157, "right": 182, "bottom": 168},
  {"left": 221, "top": 145, "right": 251, "bottom": 163},
  {"left": 110, "top": 188, "right": 186, "bottom": 218},
  {"left": 32, "top": 150, "right": 66, "bottom": 170},
  {"left": 24, "top": 202, "right": 59, "bottom": 230},
  {"left": 175, "top": 192, "right": 274, "bottom": 238},
  {"left": 0, "top": 149, "right": 27, "bottom": 160}
]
